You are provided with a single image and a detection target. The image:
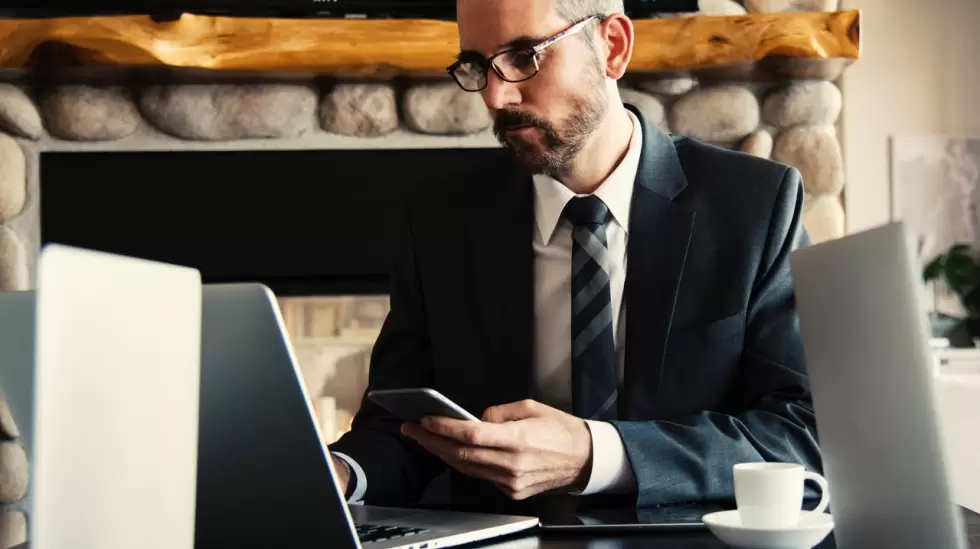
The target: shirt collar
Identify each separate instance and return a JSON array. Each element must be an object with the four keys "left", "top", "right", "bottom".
[{"left": 532, "top": 110, "right": 643, "bottom": 245}]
